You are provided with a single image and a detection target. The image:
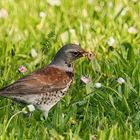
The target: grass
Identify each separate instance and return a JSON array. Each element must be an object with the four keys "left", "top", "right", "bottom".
[{"left": 0, "top": 0, "right": 140, "bottom": 139}]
